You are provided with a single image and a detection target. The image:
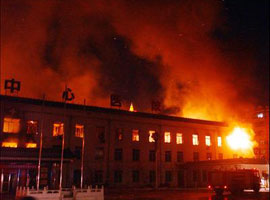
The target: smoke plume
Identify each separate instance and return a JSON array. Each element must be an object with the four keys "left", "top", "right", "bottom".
[{"left": 1, "top": 0, "right": 268, "bottom": 121}]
